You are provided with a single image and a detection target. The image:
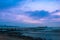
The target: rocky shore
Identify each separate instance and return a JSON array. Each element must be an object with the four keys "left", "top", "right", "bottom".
[{"left": 0, "top": 28, "right": 46, "bottom": 40}]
